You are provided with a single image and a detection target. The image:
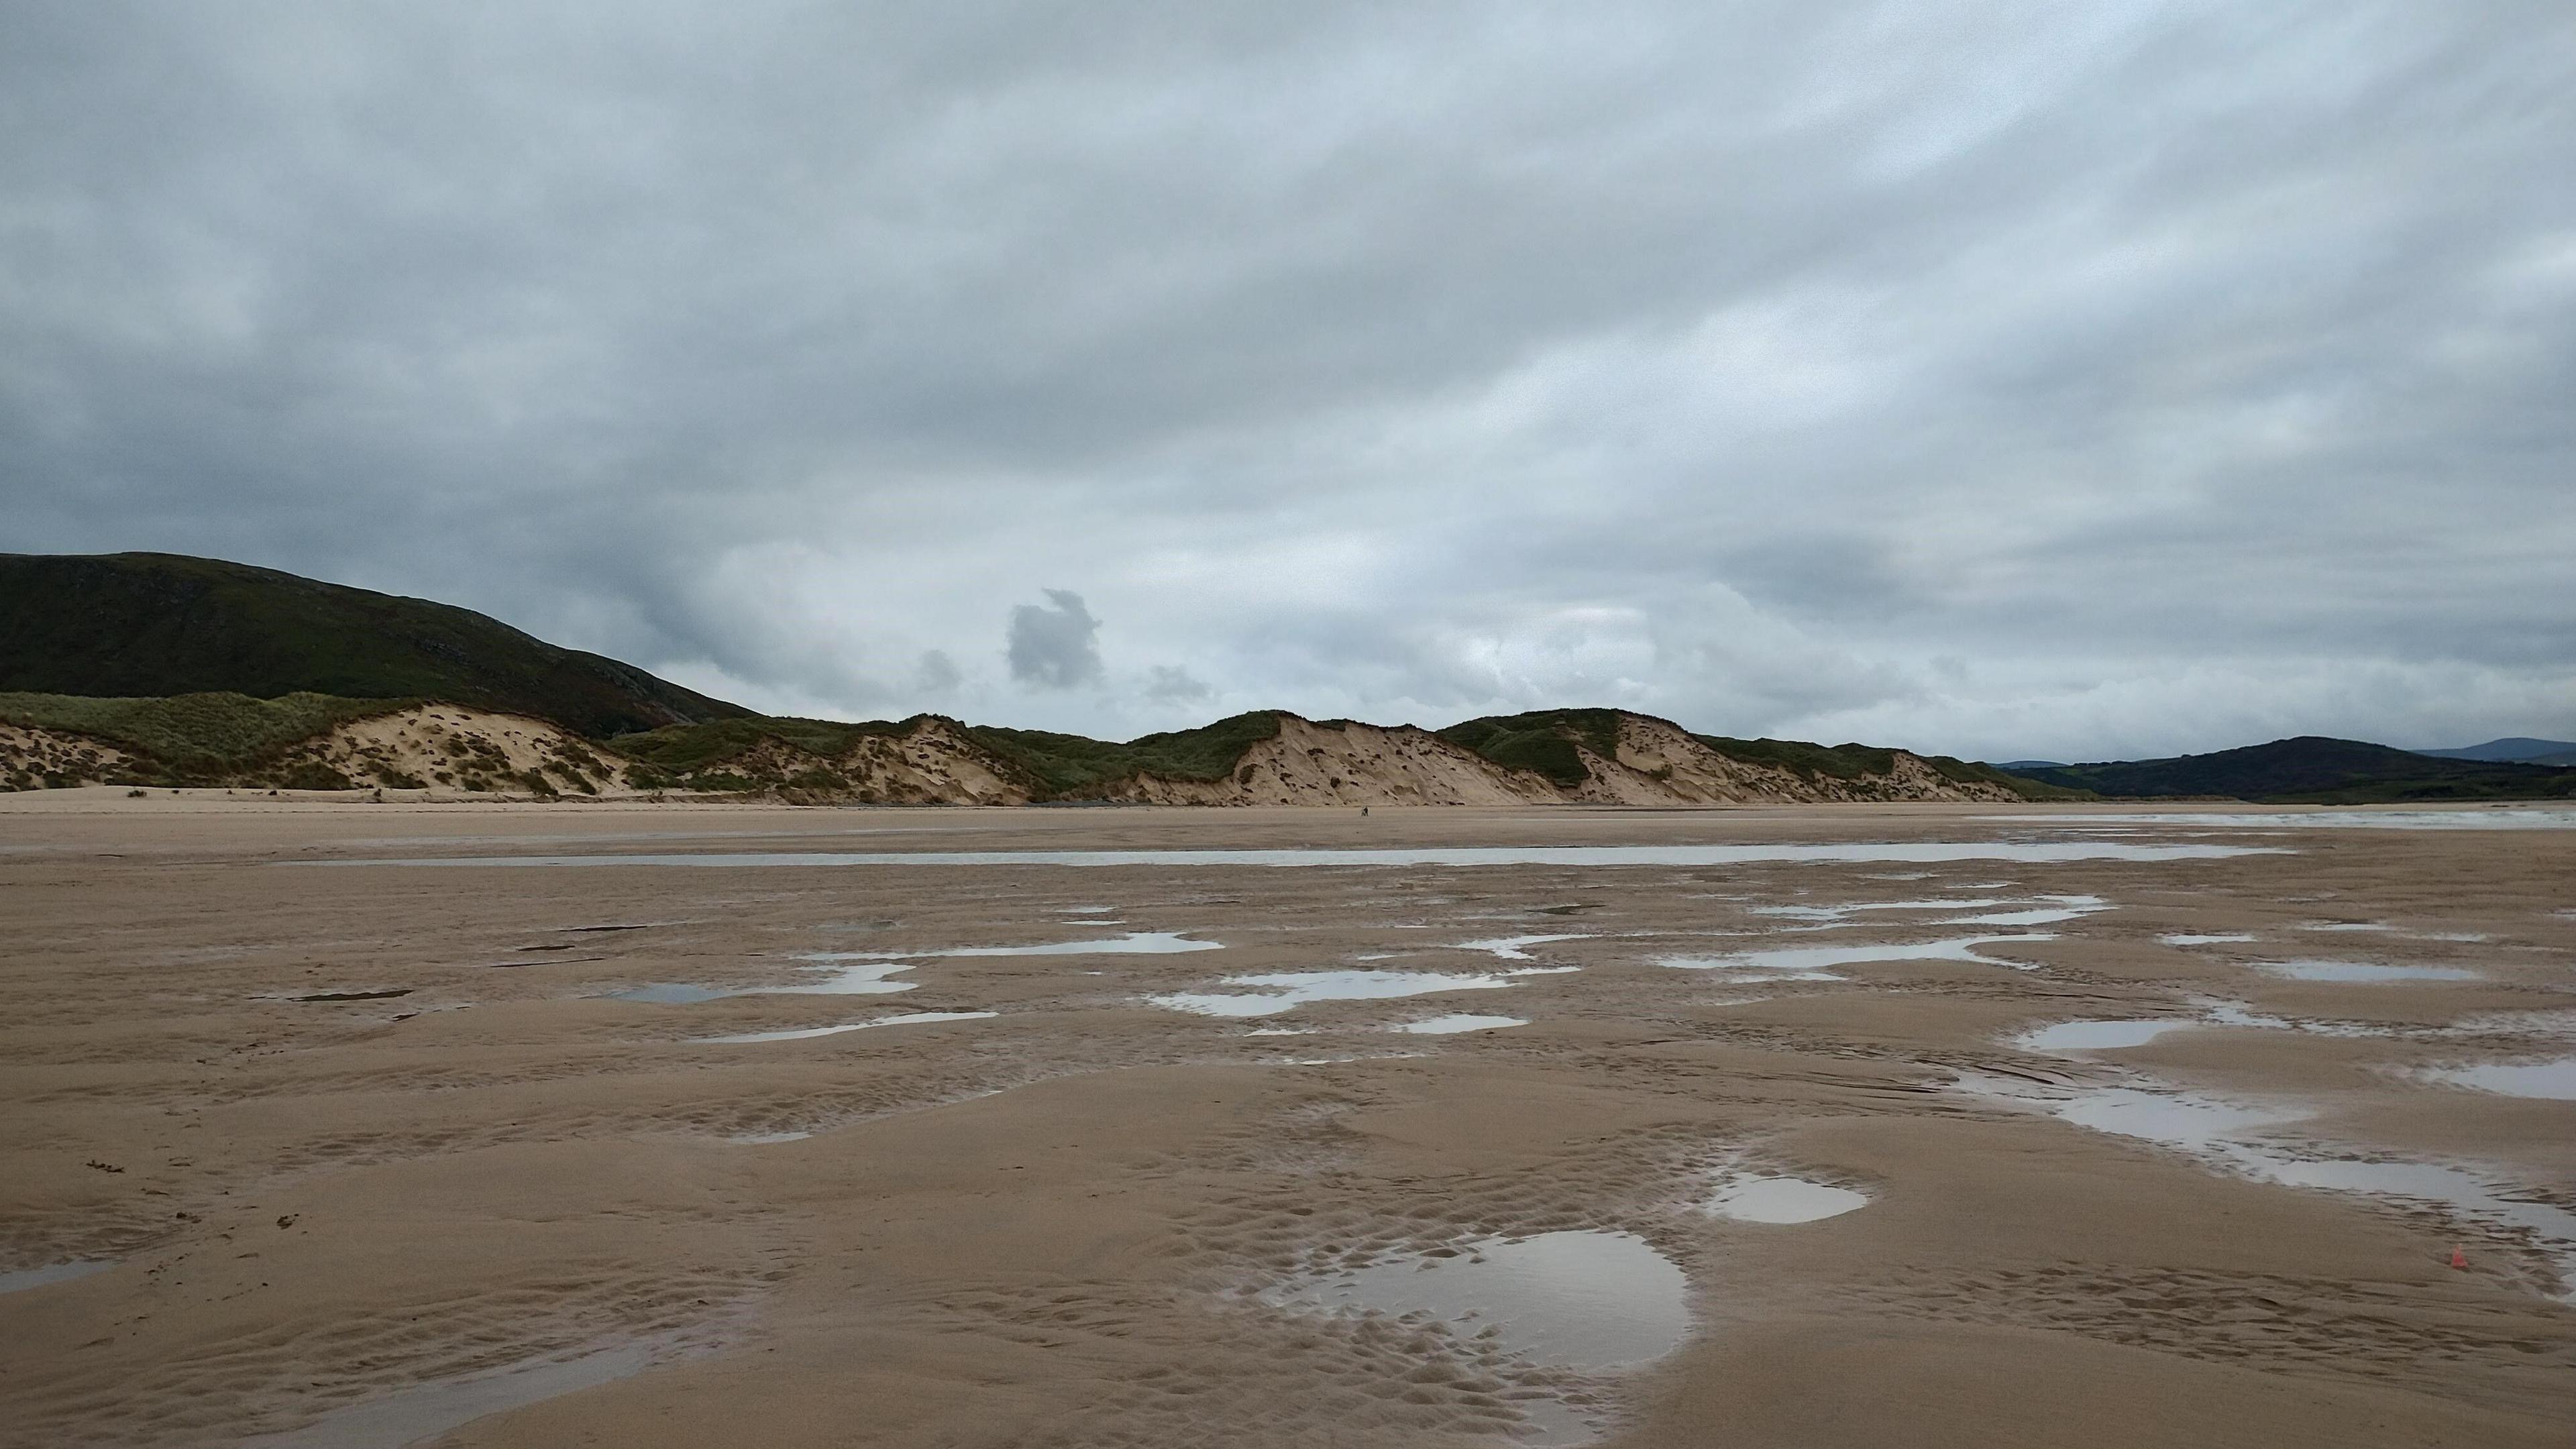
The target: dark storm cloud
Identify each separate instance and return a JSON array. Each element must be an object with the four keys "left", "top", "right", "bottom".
[
  {"left": 1007, "top": 590, "right": 1105, "bottom": 690},
  {"left": 1, "top": 2, "right": 2569, "bottom": 755}
]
